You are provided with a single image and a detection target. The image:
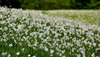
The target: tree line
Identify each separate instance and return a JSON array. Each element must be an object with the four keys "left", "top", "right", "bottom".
[{"left": 0, "top": 0, "right": 100, "bottom": 10}]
